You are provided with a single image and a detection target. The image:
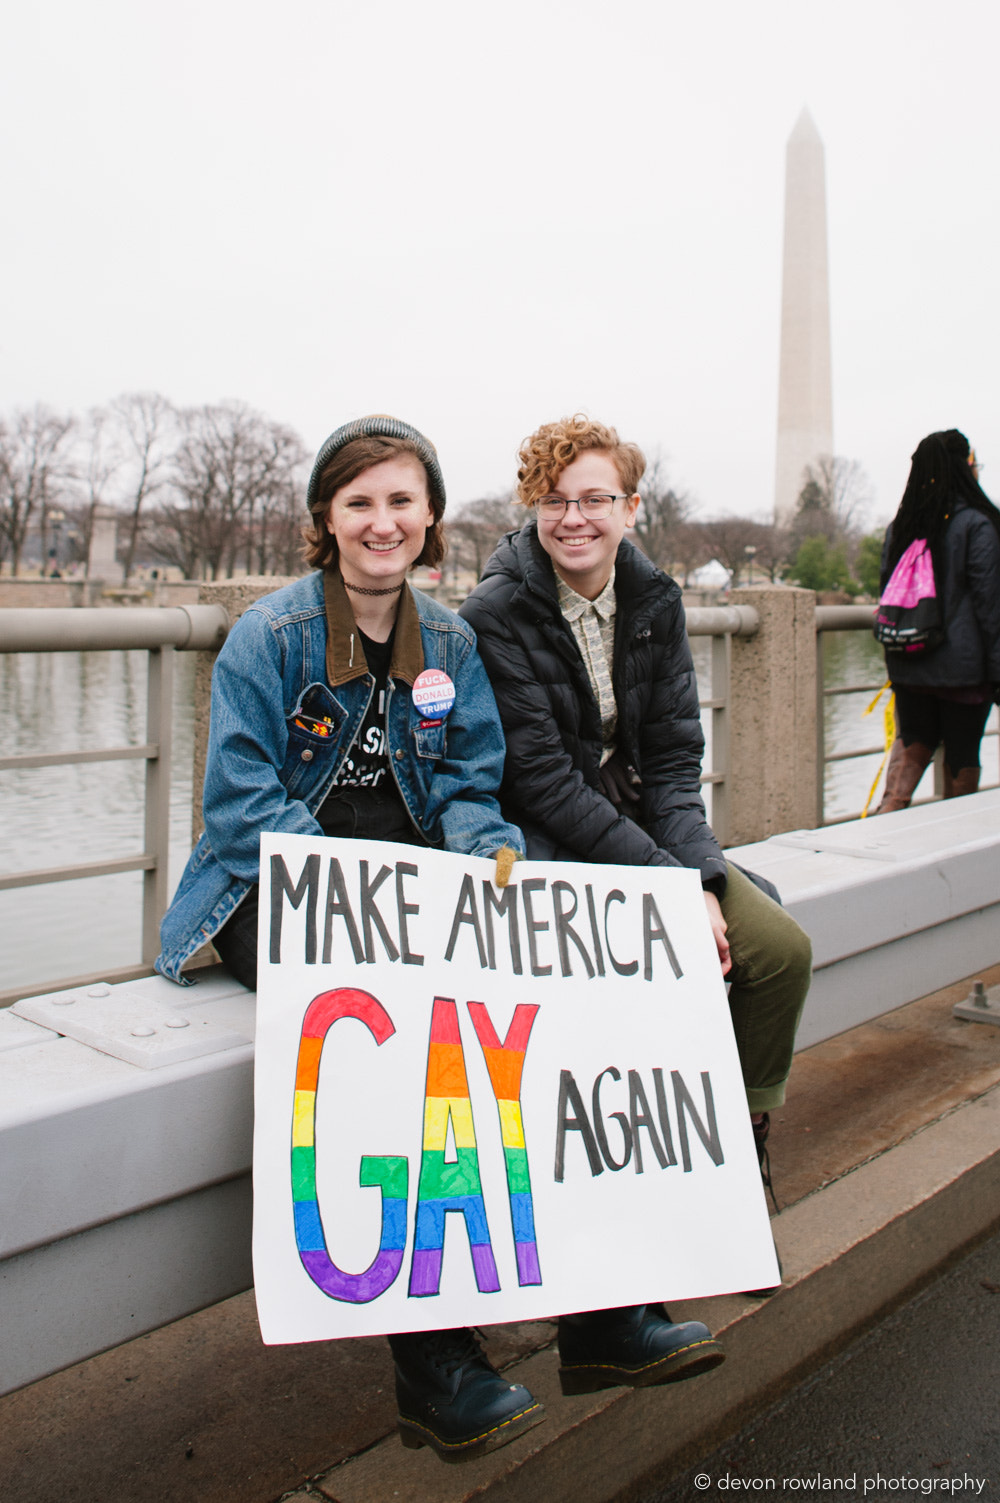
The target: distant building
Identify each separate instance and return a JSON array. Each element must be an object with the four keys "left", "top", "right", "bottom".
[{"left": 774, "top": 108, "right": 833, "bottom": 527}]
